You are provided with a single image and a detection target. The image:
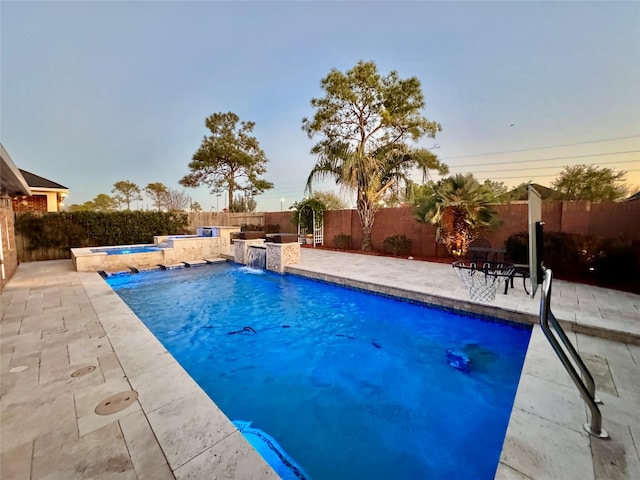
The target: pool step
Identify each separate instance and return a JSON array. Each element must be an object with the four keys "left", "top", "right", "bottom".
[
  {"left": 131, "top": 265, "right": 162, "bottom": 273},
  {"left": 100, "top": 259, "right": 227, "bottom": 276},
  {"left": 98, "top": 269, "right": 133, "bottom": 278},
  {"left": 157, "top": 263, "right": 185, "bottom": 270},
  {"left": 183, "top": 260, "right": 208, "bottom": 267},
  {"left": 204, "top": 258, "right": 228, "bottom": 264}
]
